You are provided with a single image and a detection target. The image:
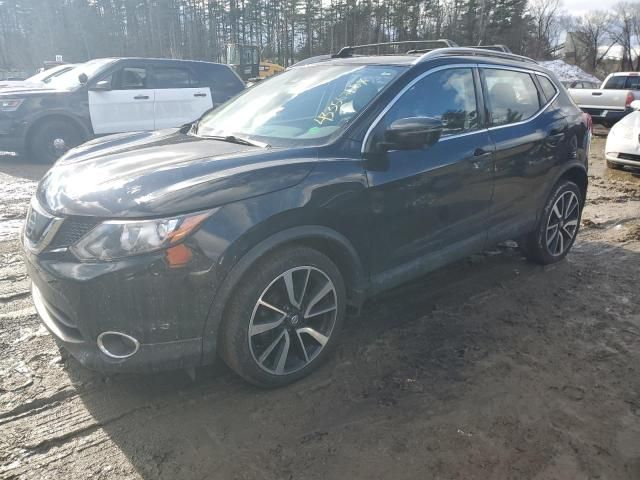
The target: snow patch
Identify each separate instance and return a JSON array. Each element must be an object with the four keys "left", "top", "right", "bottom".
[{"left": 539, "top": 60, "right": 601, "bottom": 84}]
